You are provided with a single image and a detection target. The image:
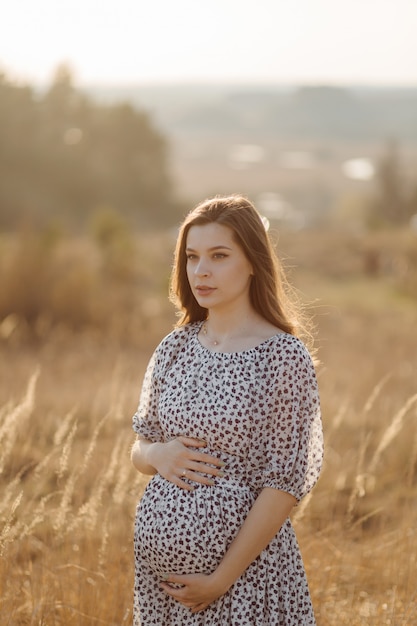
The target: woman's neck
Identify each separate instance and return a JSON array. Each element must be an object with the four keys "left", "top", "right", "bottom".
[
  {"left": 205, "top": 307, "right": 255, "bottom": 337},
  {"left": 200, "top": 310, "right": 282, "bottom": 352}
]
